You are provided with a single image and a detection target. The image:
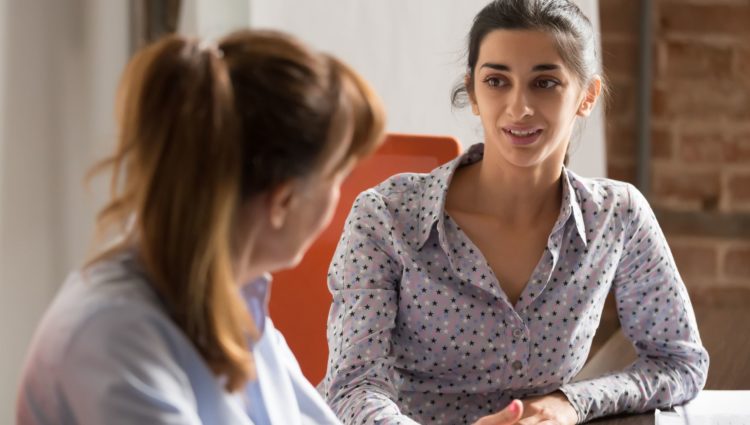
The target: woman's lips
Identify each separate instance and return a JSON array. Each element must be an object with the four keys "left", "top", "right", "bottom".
[{"left": 502, "top": 127, "right": 543, "bottom": 146}]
